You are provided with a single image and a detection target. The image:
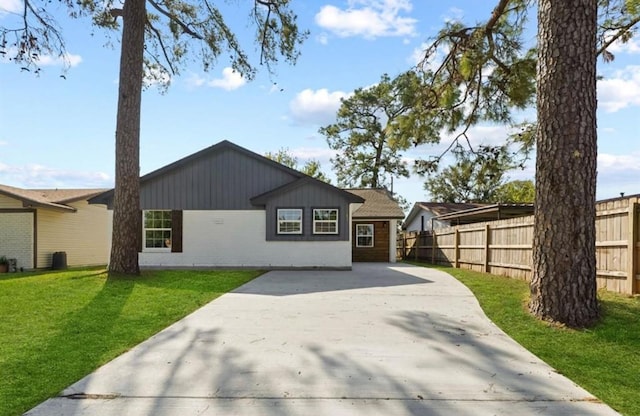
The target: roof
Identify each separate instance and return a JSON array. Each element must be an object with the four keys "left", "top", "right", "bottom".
[
  {"left": 345, "top": 188, "right": 405, "bottom": 219},
  {"left": 0, "top": 184, "right": 107, "bottom": 212},
  {"left": 435, "top": 203, "right": 534, "bottom": 225},
  {"left": 91, "top": 140, "right": 310, "bottom": 205},
  {"left": 403, "top": 202, "right": 485, "bottom": 229},
  {"left": 251, "top": 177, "right": 364, "bottom": 206}
]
